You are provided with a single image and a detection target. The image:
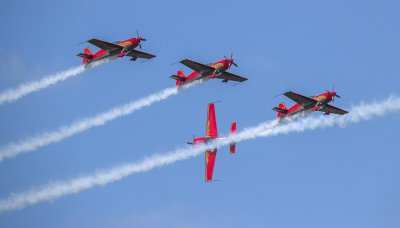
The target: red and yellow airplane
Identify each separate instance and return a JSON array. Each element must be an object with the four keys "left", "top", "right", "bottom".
[
  {"left": 77, "top": 32, "right": 155, "bottom": 66},
  {"left": 273, "top": 89, "right": 349, "bottom": 120},
  {"left": 170, "top": 54, "right": 248, "bottom": 86},
  {"left": 187, "top": 102, "right": 237, "bottom": 182}
]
